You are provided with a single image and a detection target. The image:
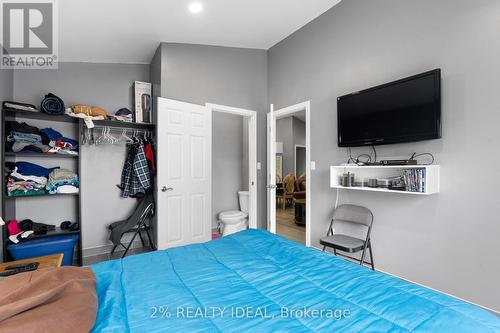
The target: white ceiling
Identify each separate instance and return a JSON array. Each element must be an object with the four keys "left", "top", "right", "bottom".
[{"left": 59, "top": 0, "right": 341, "bottom": 64}]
